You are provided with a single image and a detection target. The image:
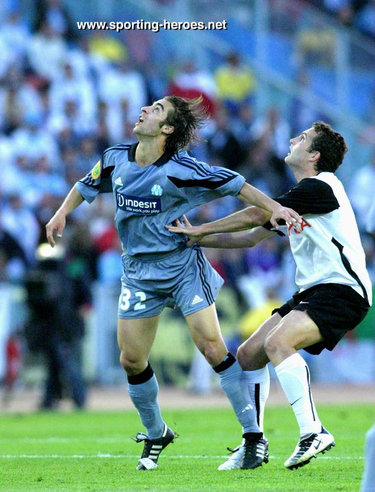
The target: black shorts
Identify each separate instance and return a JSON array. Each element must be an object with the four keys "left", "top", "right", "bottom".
[{"left": 272, "top": 283, "right": 370, "bottom": 355}]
